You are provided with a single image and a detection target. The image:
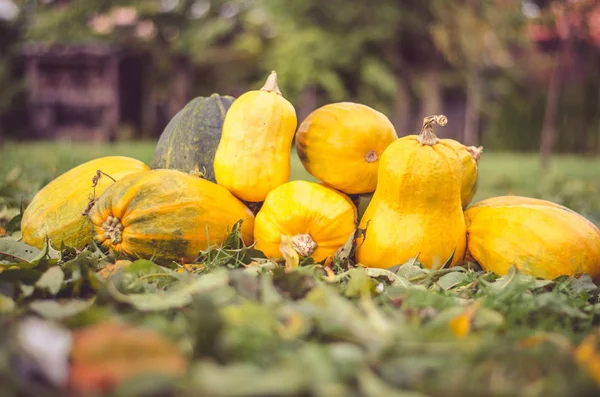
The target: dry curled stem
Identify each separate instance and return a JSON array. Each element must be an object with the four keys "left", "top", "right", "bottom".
[
  {"left": 417, "top": 114, "right": 448, "bottom": 146},
  {"left": 82, "top": 170, "right": 116, "bottom": 217},
  {"left": 466, "top": 146, "right": 484, "bottom": 163}
]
